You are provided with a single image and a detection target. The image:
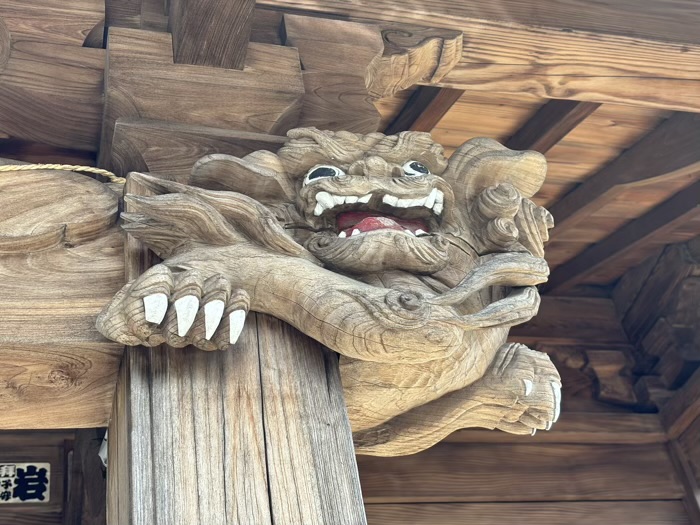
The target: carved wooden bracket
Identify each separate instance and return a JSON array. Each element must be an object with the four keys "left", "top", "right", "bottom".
[{"left": 97, "top": 128, "right": 561, "bottom": 456}]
